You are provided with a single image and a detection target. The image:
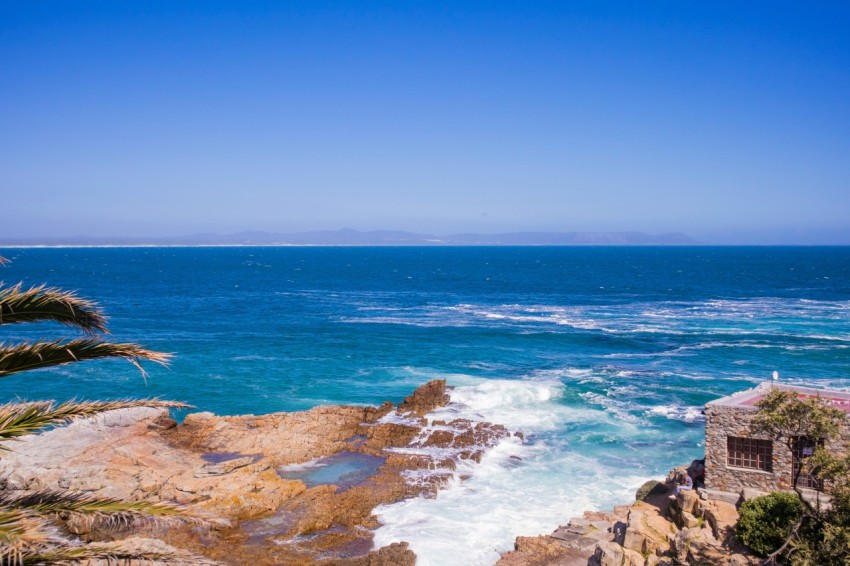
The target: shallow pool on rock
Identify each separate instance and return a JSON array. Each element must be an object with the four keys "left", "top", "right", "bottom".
[{"left": 278, "top": 451, "right": 386, "bottom": 491}]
